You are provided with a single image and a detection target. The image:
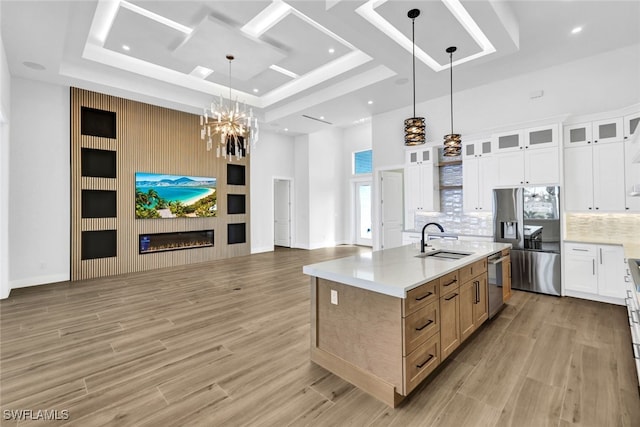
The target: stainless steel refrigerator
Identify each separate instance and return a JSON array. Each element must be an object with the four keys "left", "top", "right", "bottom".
[{"left": 493, "top": 186, "right": 561, "bottom": 296}]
